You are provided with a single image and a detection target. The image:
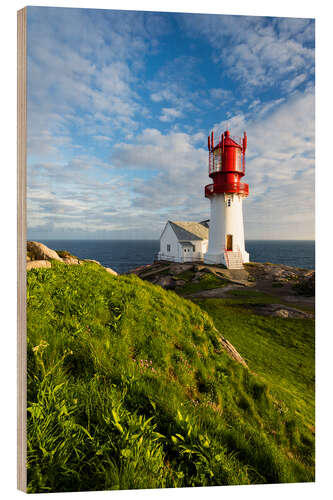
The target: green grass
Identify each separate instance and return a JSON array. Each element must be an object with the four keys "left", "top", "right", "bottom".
[
  {"left": 193, "top": 292, "right": 315, "bottom": 427},
  {"left": 176, "top": 272, "right": 228, "bottom": 296},
  {"left": 27, "top": 262, "right": 314, "bottom": 493},
  {"left": 55, "top": 250, "right": 79, "bottom": 259}
]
